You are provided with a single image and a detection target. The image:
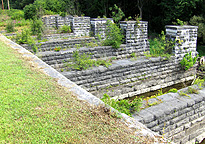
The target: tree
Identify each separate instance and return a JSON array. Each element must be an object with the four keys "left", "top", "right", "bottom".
[
  {"left": 137, "top": 0, "right": 148, "bottom": 19},
  {"left": 7, "top": 0, "right": 9, "bottom": 10},
  {"left": 1, "top": 0, "right": 4, "bottom": 10}
]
